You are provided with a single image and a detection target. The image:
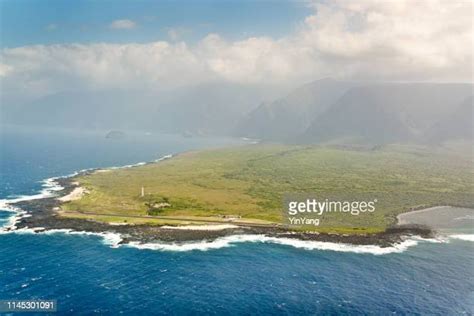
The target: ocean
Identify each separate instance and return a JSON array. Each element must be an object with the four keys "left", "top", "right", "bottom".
[{"left": 1, "top": 126, "right": 473, "bottom": 315}]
